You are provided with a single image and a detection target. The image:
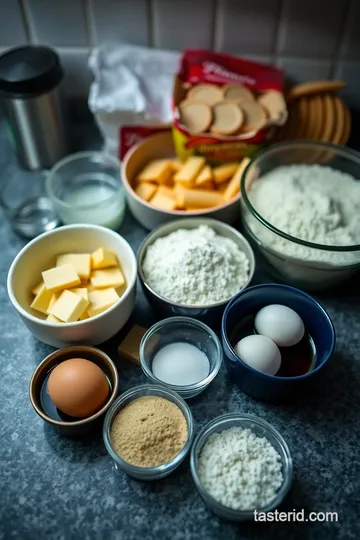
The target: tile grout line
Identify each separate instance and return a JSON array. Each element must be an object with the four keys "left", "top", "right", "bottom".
[
  {"left": 83, "top": 0, "right": 95, "bottom": 51},
  {"left": 330, "top": 0, "right": 353, "bottom": 79},
  {"left": 272, "top": 0, "right": 288, "bottom": 67},
  {"left": 19, "top": 0, "right": 37, "bottom": 44}
]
